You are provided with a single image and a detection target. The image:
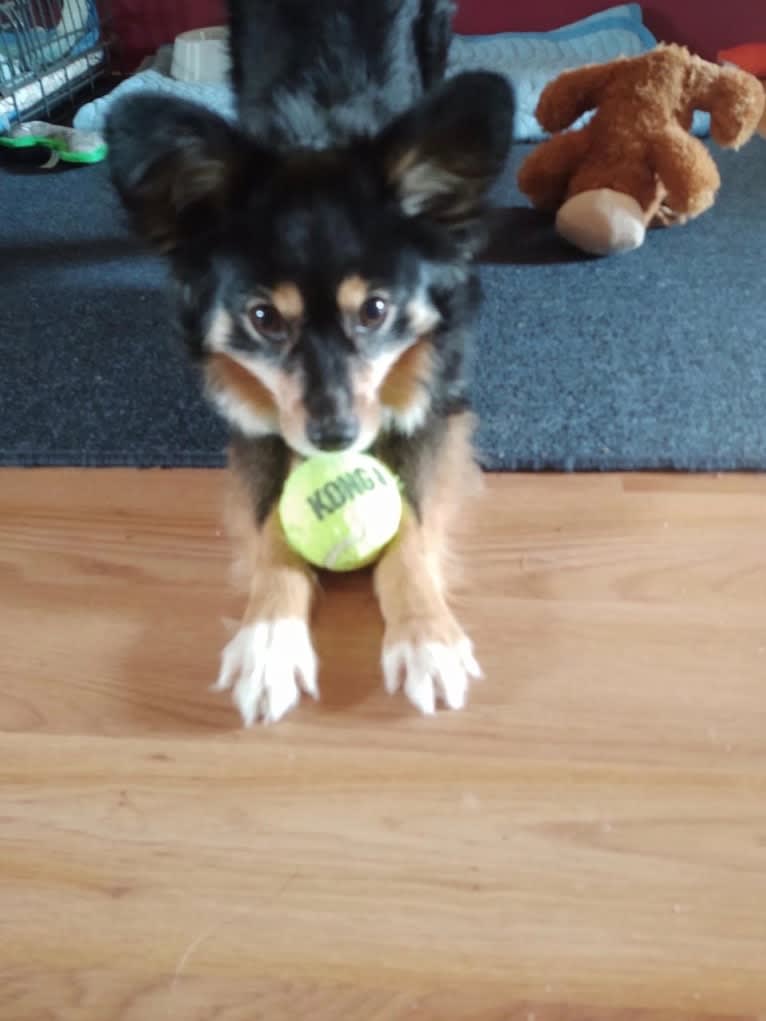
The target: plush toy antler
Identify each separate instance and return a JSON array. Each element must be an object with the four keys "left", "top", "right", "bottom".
[
  {"left": 518, "top": 44, "right": 765, "bottom": 255},
  {"left": 689, "top": 59, "right": 765, "bottom": 147},
  {"left": 718, "top": 42, "right": 766, "bottom": 139}
]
